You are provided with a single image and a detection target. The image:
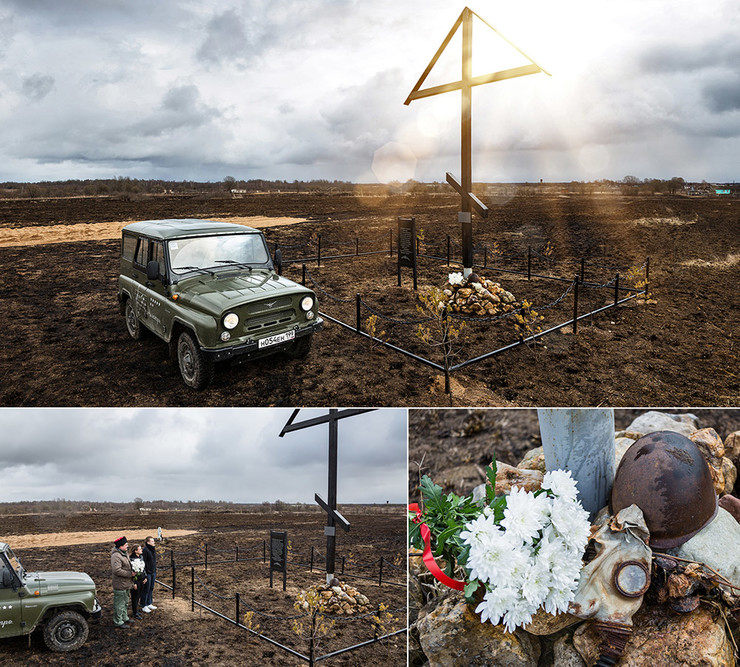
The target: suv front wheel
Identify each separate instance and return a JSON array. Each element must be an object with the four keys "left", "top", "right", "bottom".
[
  {"left": 43, "top": 610, "right": 89, "bottom": 652},
  {"left": 177, "top": 331, "right": 214, "bottom": 390},
  {"left": 124, "top": 298, "right": 145, "bottom": 340}
]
